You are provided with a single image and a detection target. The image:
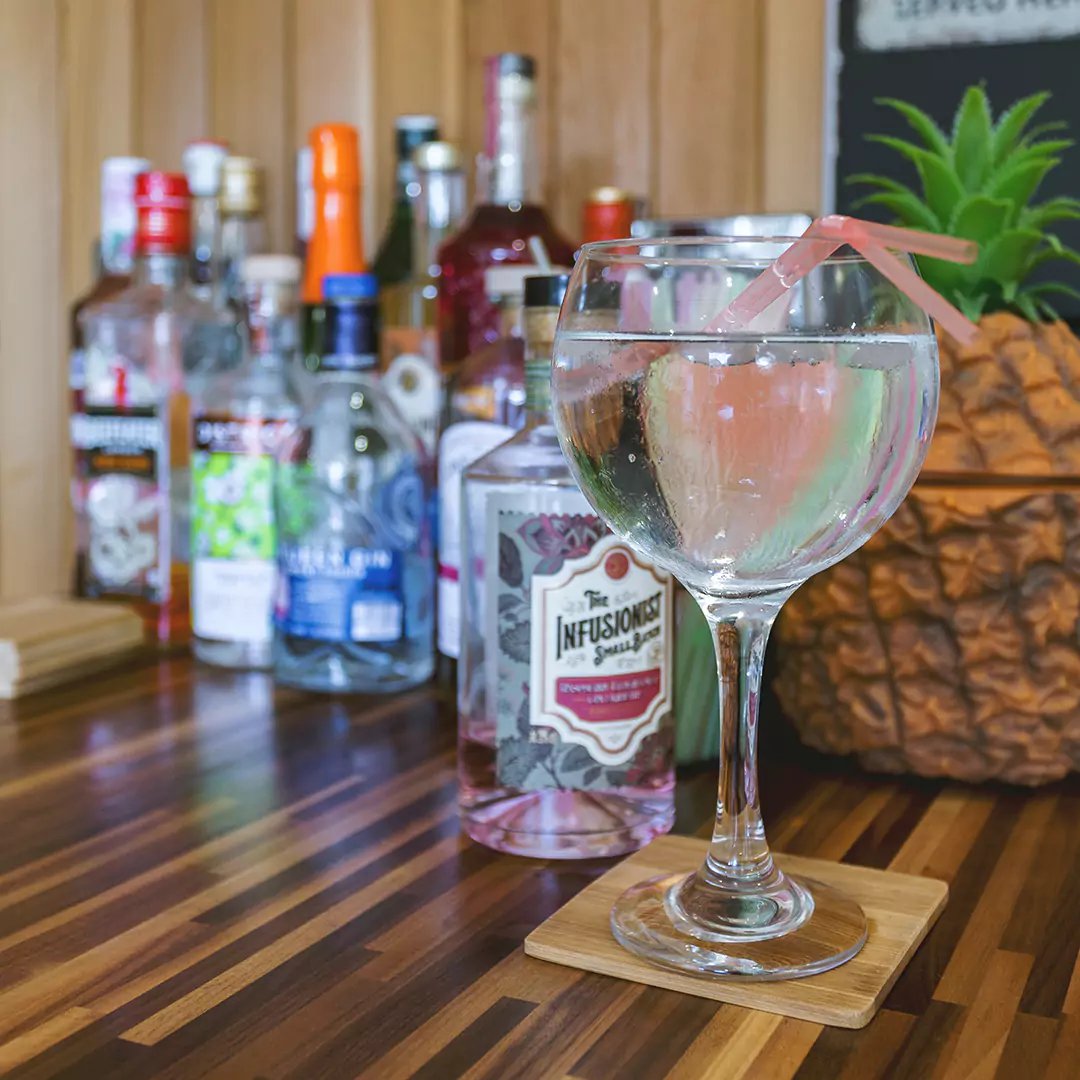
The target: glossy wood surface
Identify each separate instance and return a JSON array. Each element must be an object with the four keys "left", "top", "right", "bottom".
[{"left": 2, "top": 657, "right": 1077, "bottom": 1078}]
